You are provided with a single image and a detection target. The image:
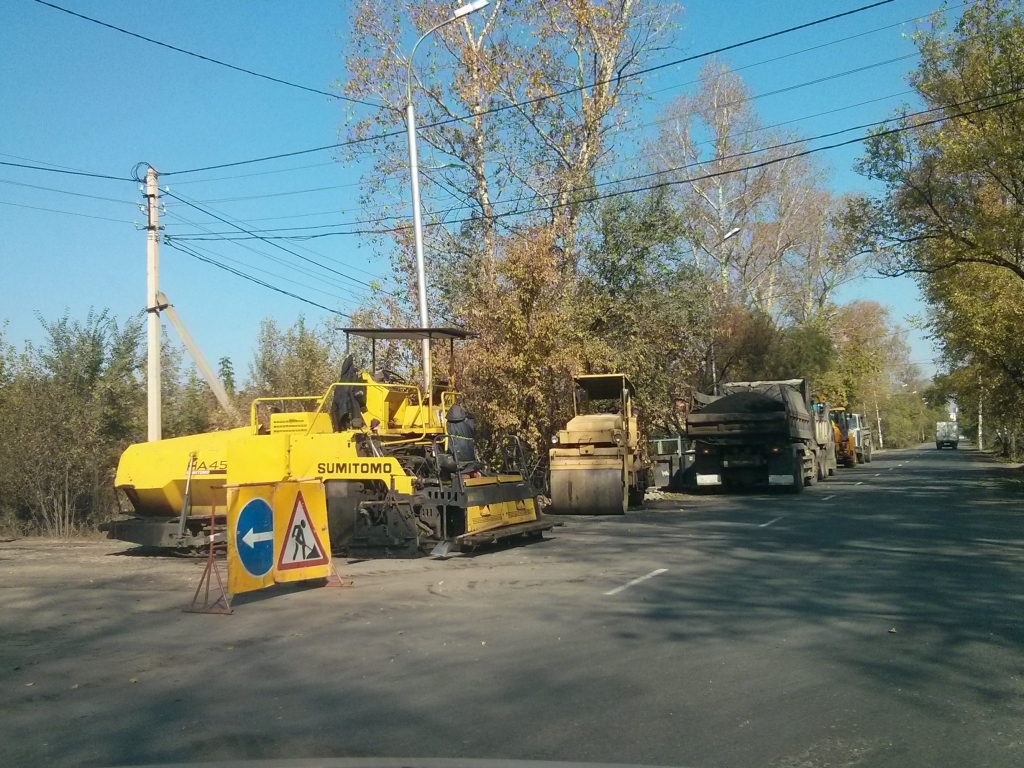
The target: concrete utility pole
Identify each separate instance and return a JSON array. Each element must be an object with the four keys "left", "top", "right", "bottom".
[
  {"left": 874, "top": 395, "right": 884, "bottom": 450},
  {"left": 144, "top": 166, "right": 162, "bottom": 441},
  {"left": 978, "top": 388, "right": 984, "bottom": 450},
  {"left": 405, "top": 0, "right": 488, "bottom": 395}
]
